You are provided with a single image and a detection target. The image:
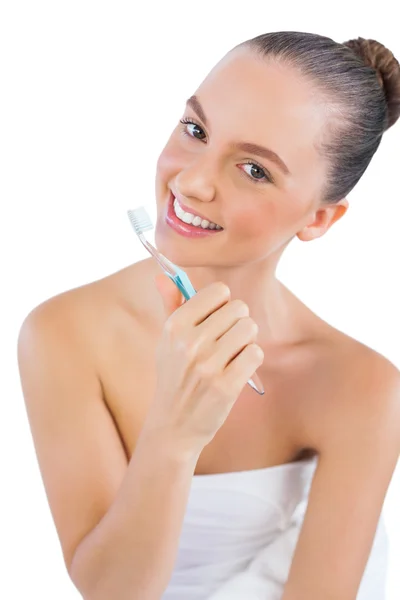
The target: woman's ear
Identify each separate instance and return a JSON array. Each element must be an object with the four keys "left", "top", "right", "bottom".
[{"left": 297, "top": 198, "right": 349, "bottom": 242}]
